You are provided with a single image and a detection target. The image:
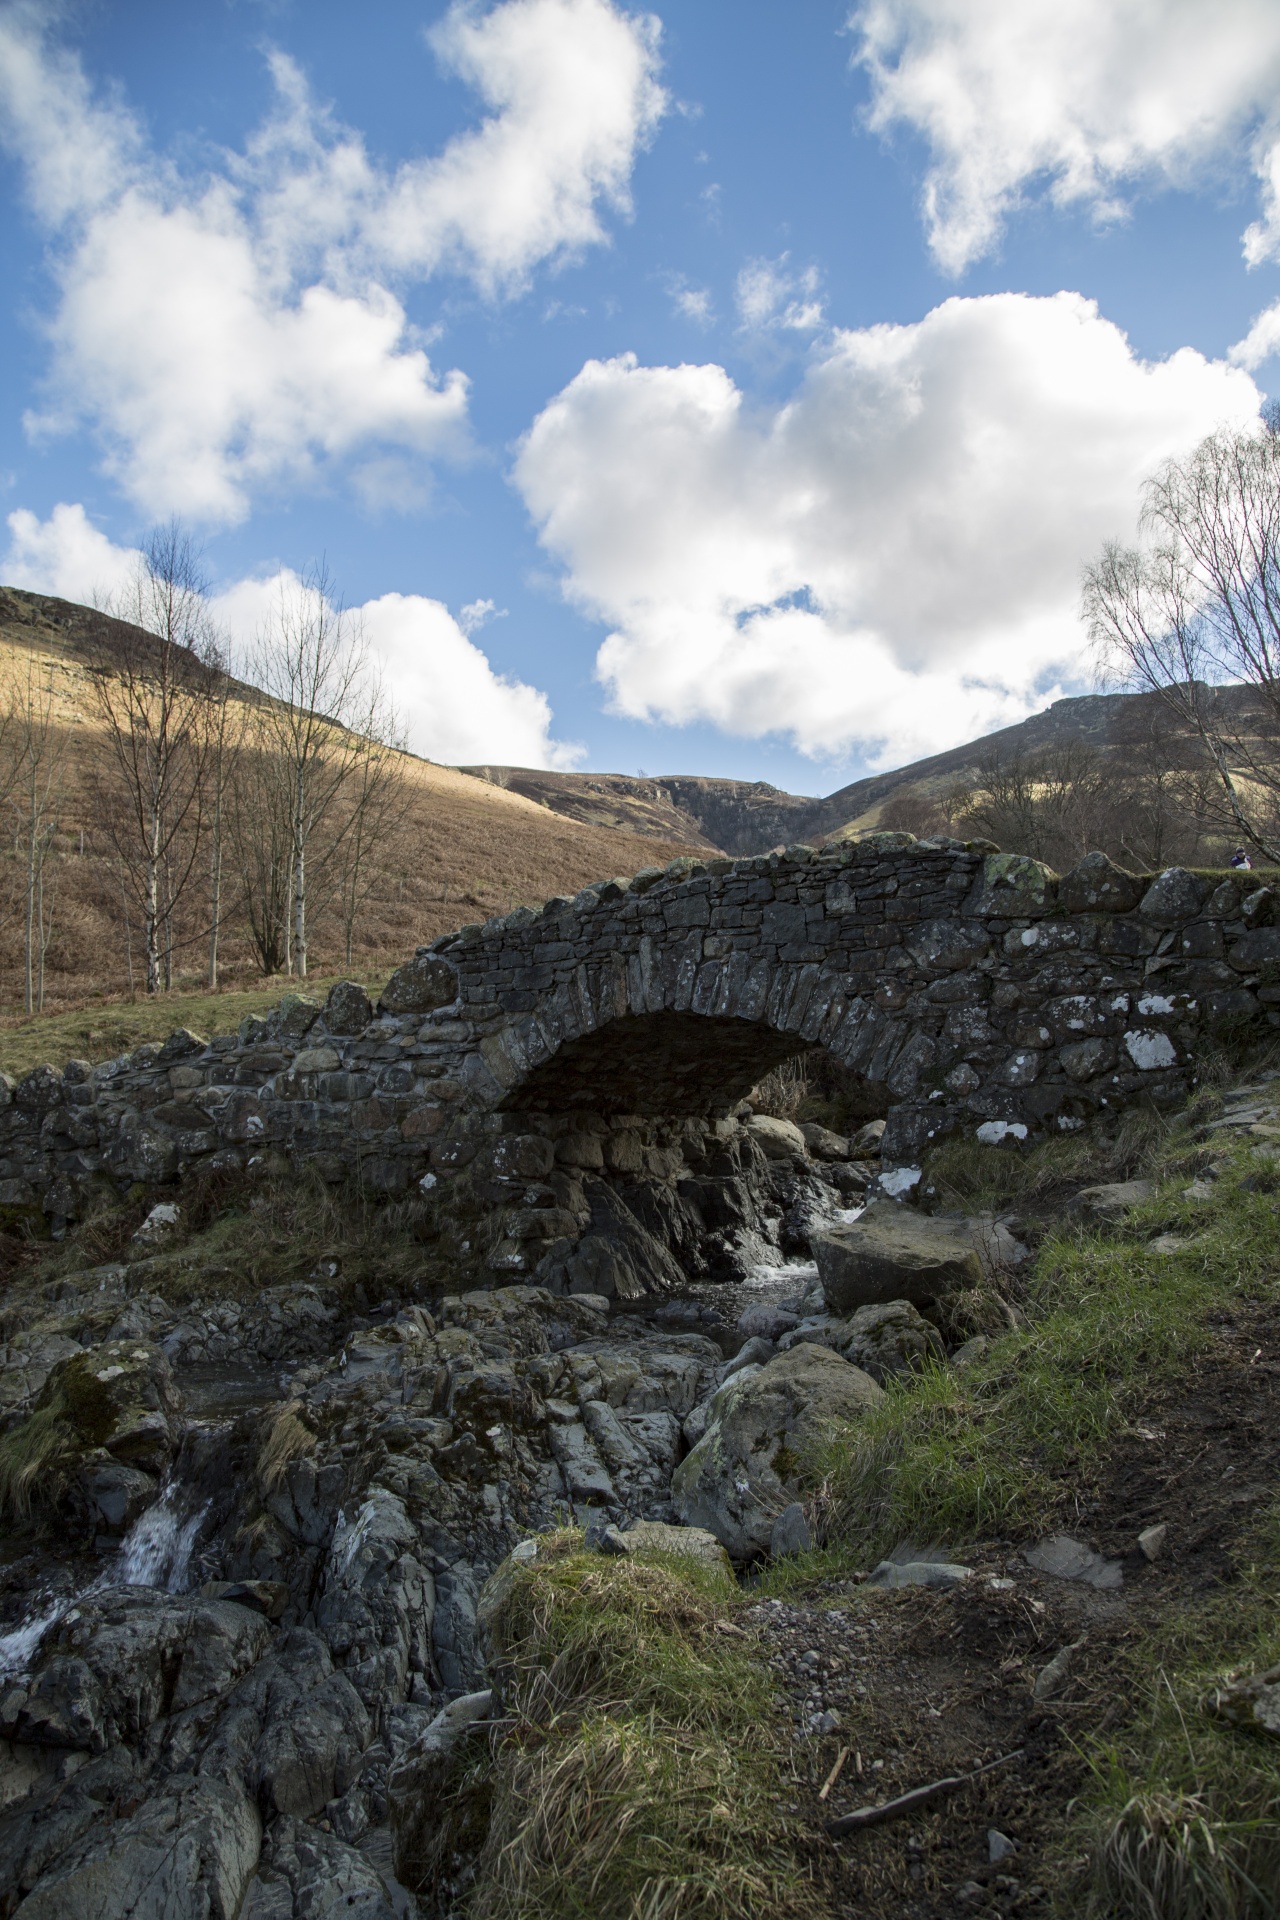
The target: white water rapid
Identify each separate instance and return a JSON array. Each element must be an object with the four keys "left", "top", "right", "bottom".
[{"left": 0, "top": 1476, "right": 208, "bottom": 1679}]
